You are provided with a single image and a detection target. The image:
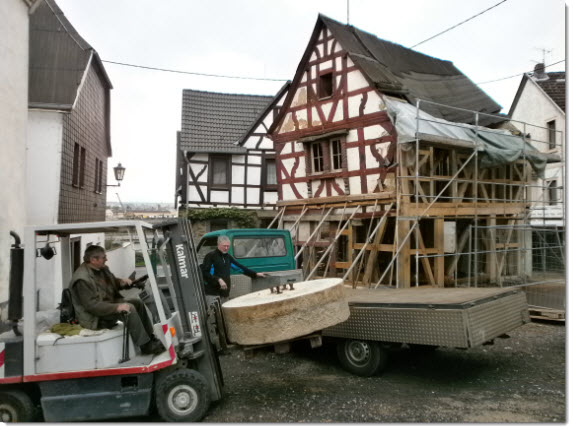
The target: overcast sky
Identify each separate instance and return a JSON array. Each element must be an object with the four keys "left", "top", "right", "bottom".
[{"left": 55, "top": 0, "right": 566, "bottom": 205}]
